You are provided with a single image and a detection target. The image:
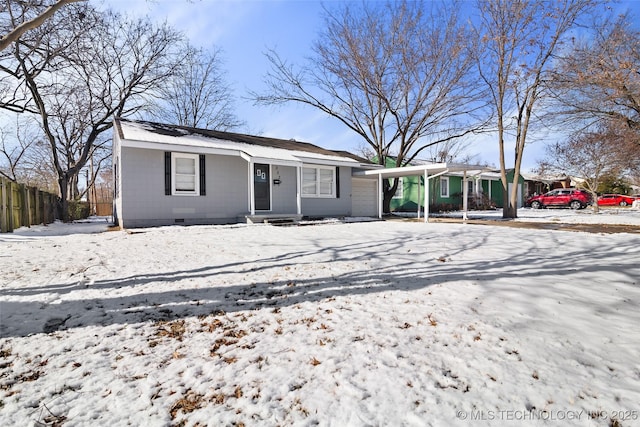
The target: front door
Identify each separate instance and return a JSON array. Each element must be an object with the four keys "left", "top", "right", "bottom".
[{"left": 254, "top": 163, "right": 270, "bottom": 211}]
